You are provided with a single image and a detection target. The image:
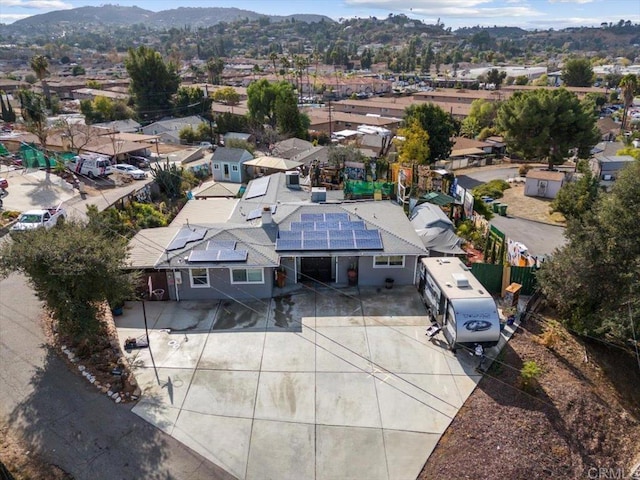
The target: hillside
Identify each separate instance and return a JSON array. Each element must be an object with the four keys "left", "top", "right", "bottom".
[
  {"left": 6, "top": 6, "right": 331, "bottom": 32},
  {"left": 420, "top": 309, "right": 640, "bottom": 479}
]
